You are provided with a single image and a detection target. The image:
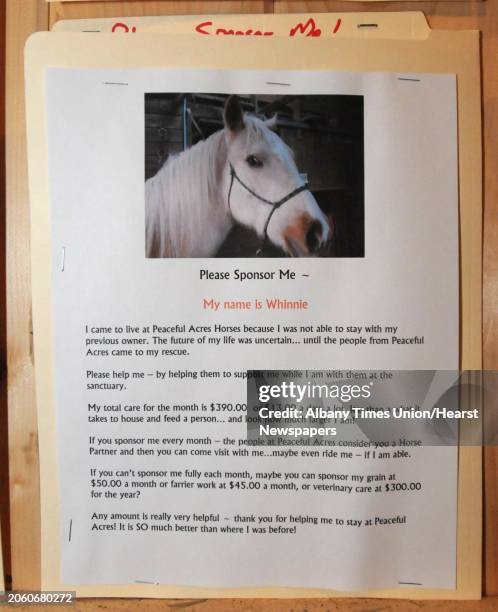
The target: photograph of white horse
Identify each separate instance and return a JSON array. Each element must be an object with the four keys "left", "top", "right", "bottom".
[{"left": 145, "top": 95, "right": 330, "bottom": 258}]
